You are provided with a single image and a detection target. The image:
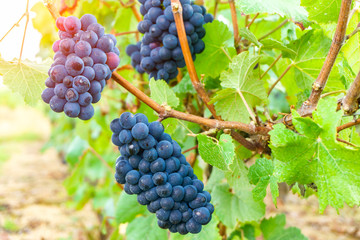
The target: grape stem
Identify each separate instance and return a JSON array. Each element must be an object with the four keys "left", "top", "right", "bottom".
[
  {"left": 298, "top": 0, "right": 352, "bottom": 116},
  {"left": 228, "top": 0, "right": 241, "bottom": 53},
  {"left": 170, "top": 0, "right": 219, "bottom": 119},
  {"left": 258, "top": 19, "right": 288, "bottom": 41},
  {"left": 337, "top": 118, "right": 360, "bottom": 132},
  {"left": 18, "top": 0, "right": 30, "bottom": 64},
  {"left": 59, "top": 0, "right": 78, "bottom": 15},
  {"left": 267, "top": 64, "right": 292, "bottom": 96},
  {"left": 111, "top": 72, "right": 271, "bottom": 135}
]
